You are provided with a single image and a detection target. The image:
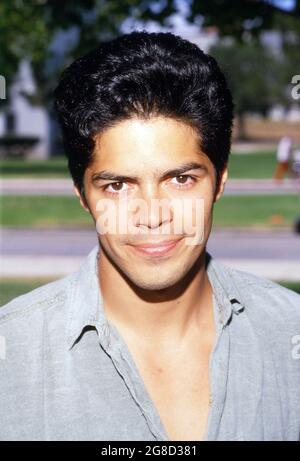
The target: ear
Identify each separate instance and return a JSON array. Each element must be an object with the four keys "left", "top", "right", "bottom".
[
  {"left": 214, "top": 166, "right": 228, "bottom": 203},
  {"left": 73, "top": 184, "right": 90, "bottom": 213}
]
